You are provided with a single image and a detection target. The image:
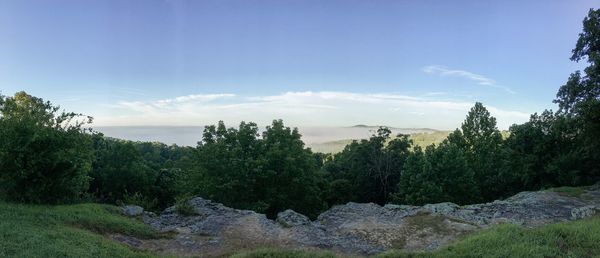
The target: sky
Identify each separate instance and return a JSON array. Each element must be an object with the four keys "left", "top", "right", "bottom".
[{"left": 0, "top": 0, "right": 598, "bottom": 130}]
